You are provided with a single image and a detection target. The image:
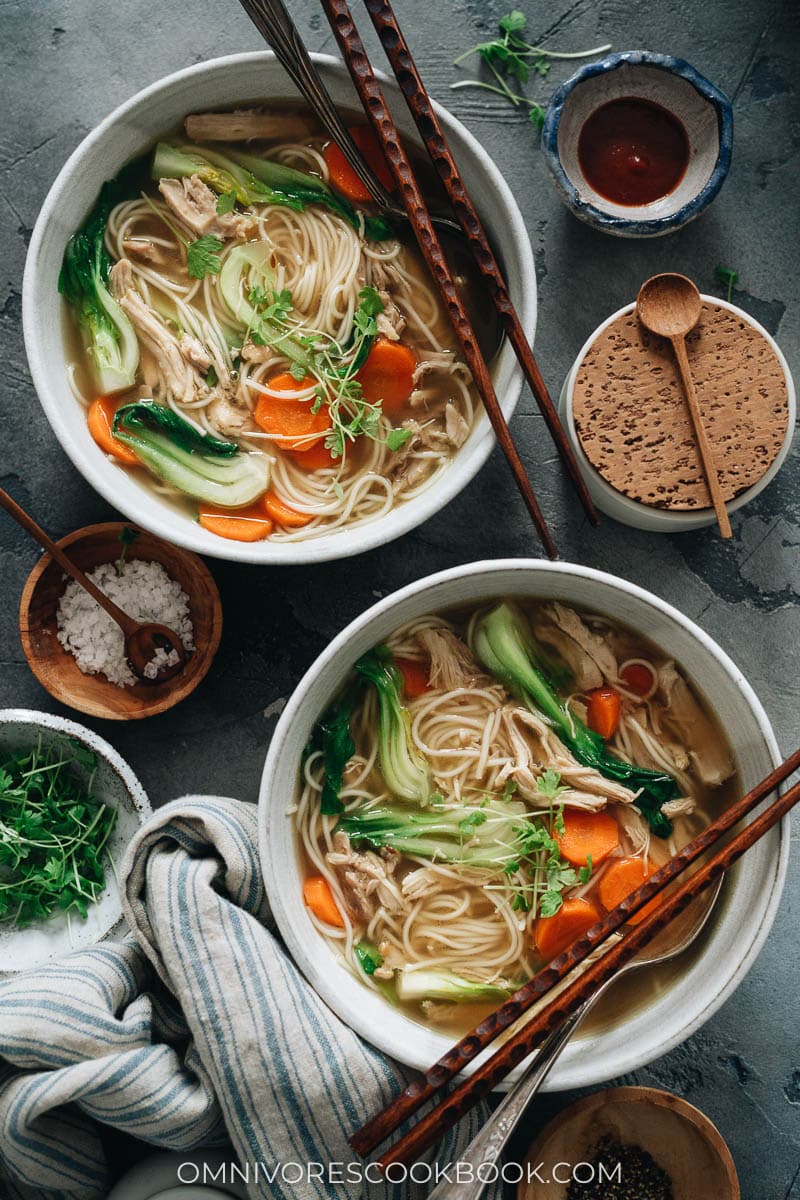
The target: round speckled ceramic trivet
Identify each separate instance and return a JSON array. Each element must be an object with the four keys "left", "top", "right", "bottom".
[{"left": 572, "top": 302, "right": 789, "bottom": 510}]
